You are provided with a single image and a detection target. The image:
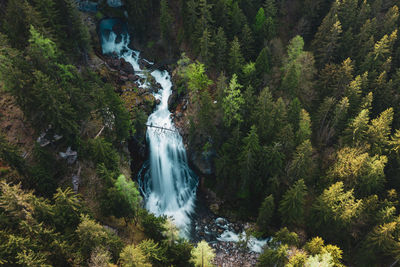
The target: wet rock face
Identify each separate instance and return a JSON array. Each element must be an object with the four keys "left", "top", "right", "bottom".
[
  {"left": 190, "top": 149, "right": 215, "bottom": 176},
  {"left": 120, "top": 58, "right": 135, "bottom": 74},
  {"left": 139, "top": 58, "right": 152, "bottom": 69},
  {"left": 168, "top": 90, "right": 179, "bottom": 111}
]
